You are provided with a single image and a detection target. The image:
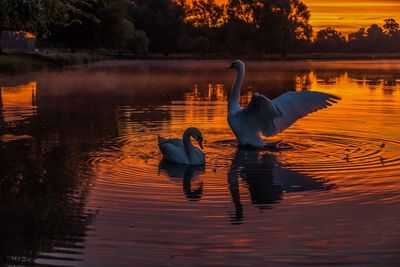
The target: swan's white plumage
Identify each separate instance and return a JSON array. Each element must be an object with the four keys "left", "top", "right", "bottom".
[
  {"left": 158, "top": 128, "right": 205, "bottom": 165},
  {"left": 271, "top": 91, "right": 340, "bottom": 136},
  {"left": 241, "top": 92, "right": 283, "bottom": 136},
  {"left": 227, "top": 60, "right": 340, "bottom": 147}
]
